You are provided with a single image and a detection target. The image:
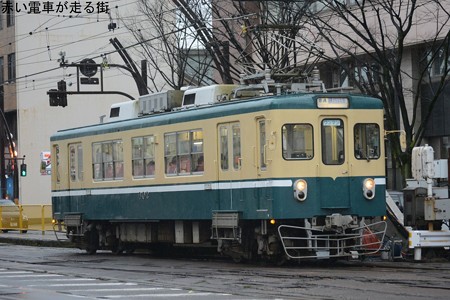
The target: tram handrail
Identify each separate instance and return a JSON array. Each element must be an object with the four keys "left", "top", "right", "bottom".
[{"left": 278, "top": 221, "right": 387, "bottom": 259}]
